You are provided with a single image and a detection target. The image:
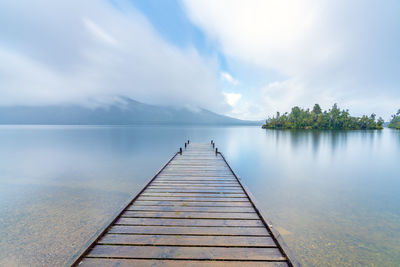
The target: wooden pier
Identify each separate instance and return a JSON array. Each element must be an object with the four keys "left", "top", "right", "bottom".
[{"left": 73, "top": 142, "right": 298, "bottom": 266}]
